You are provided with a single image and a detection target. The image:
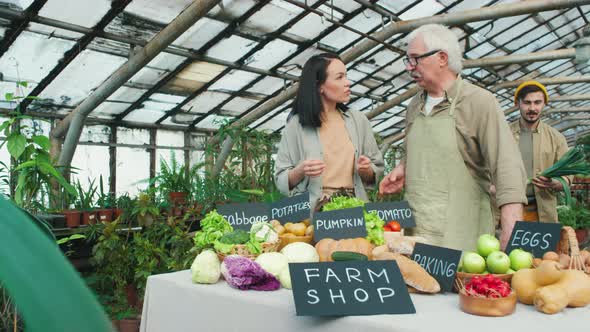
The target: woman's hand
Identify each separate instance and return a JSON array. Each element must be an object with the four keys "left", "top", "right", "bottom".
[
  {"left": 300, "top": 159, "right": 326, "bottom": 177},
  {"left": 357, "top": 155, "right": 374, "bottom": 183},
  {"left": 288, "top": 159, "right": 326, "bottom": 189}
]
